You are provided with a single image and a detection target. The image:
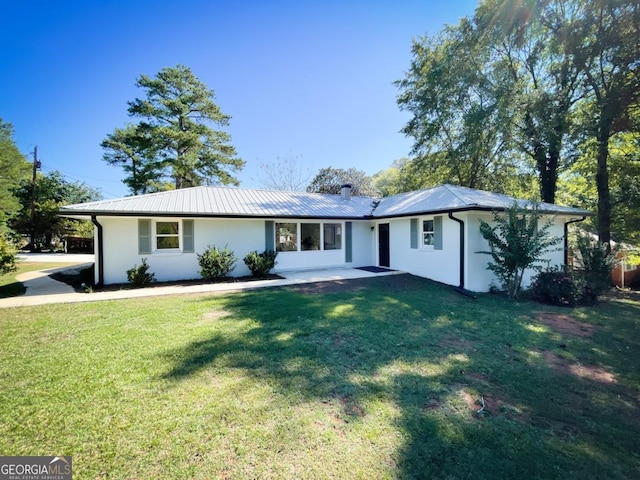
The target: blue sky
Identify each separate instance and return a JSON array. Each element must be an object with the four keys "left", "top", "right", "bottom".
[{"left": 2, "top": 0, "right": 477, "bottom": 199}]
